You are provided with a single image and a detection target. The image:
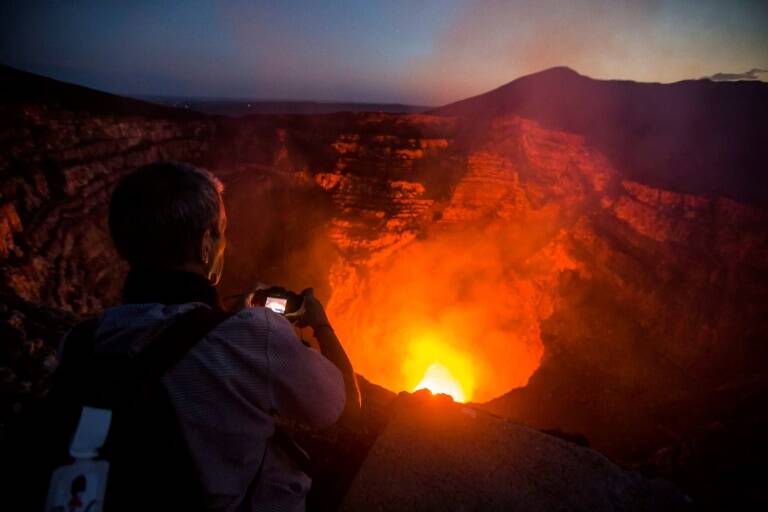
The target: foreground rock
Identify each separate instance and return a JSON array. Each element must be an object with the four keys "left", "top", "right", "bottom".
[{"left": 341, "top": 392, "right": 690, "bottom": 512}]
